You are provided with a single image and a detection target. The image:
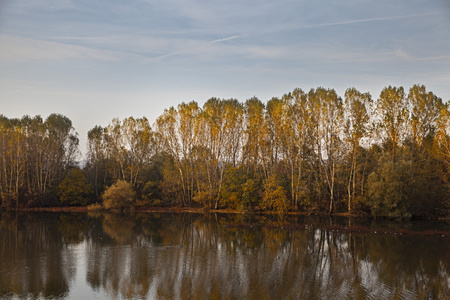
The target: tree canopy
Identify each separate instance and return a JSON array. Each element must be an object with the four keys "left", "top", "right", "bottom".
[{"left": 1, "top": 85, "right": 449, "bottom": 219}]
